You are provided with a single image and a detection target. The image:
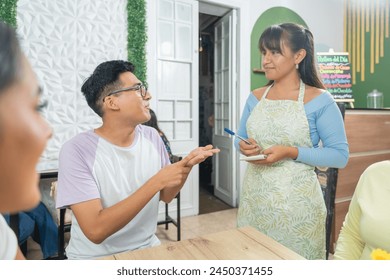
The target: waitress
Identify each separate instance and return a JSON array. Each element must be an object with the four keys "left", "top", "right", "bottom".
[{"left": 235, "top": 23, "right": 349, "bottom": 260}]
